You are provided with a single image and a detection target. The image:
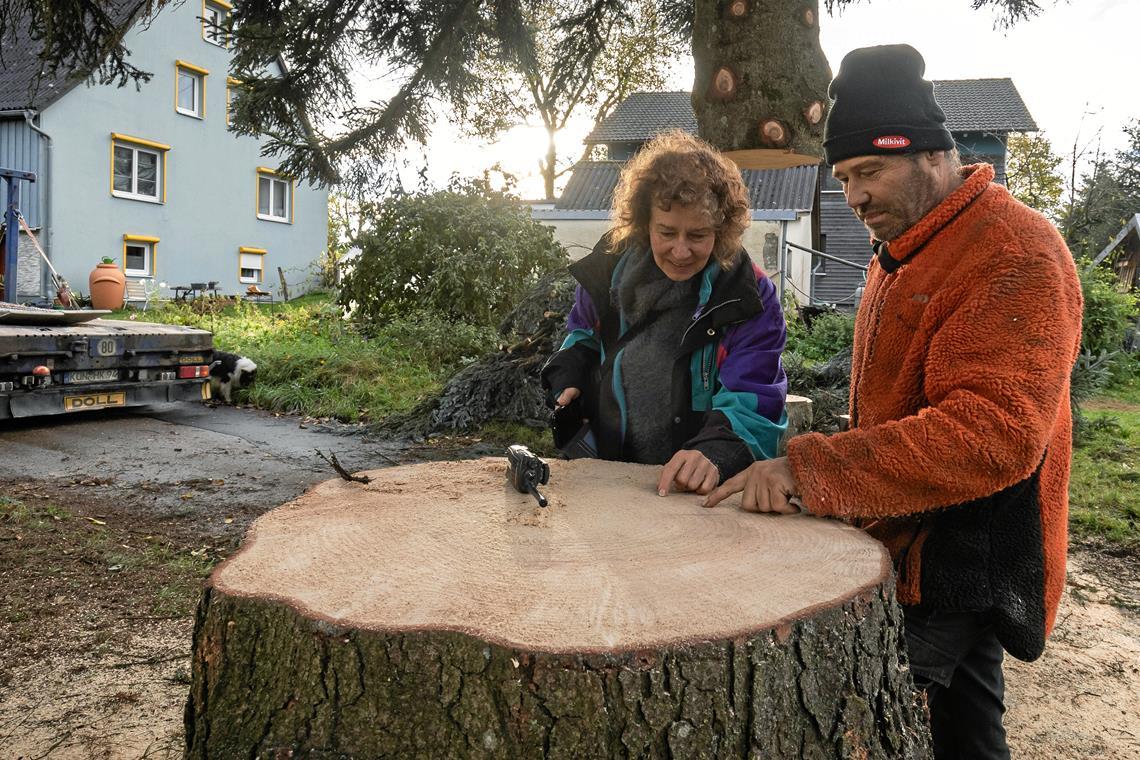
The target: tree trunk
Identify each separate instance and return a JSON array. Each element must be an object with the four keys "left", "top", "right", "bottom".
[
  {"left": 543, "top": 127, "right": 558, "bottom": 200},
  {"left": 185, "top": 459, "right": 931, "bottom": 758},
  {"left": 691, "top": 0, "right": 832, "bottom": 156}
]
